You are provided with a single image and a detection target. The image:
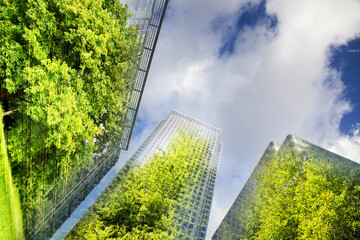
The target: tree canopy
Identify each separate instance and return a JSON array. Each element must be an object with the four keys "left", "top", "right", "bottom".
[
  {"left": 67, "top": 130, "right": 211, "bottom": 239},
  {"left": 0, "top": 0, "right": 138, "bottom": 218},
  {"left": 1, "top": 0, "right": 140, "bottom": 236},
  {"left": 230, "top": 150, "right": 360, "bottom": 240}
]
